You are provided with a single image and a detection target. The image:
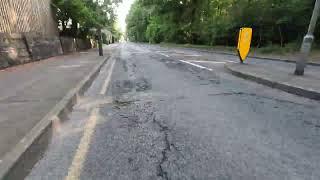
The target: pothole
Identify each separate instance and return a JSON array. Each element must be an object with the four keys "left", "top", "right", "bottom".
[{"left": 136, "top": 77, "right": 152, "bottom": 92}]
